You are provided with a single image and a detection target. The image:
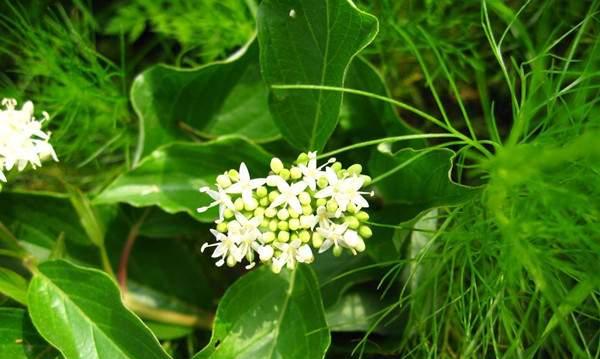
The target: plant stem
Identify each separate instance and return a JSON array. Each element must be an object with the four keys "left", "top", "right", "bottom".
[
  {"left": 318, "top": 133, "right": 459, "bottom": 158},
  {"left": 123, "top": 293, "right": 213, "bottom": 330},
  {"left": 118, "top": 208, "right": 151, "bottom": 291}
]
